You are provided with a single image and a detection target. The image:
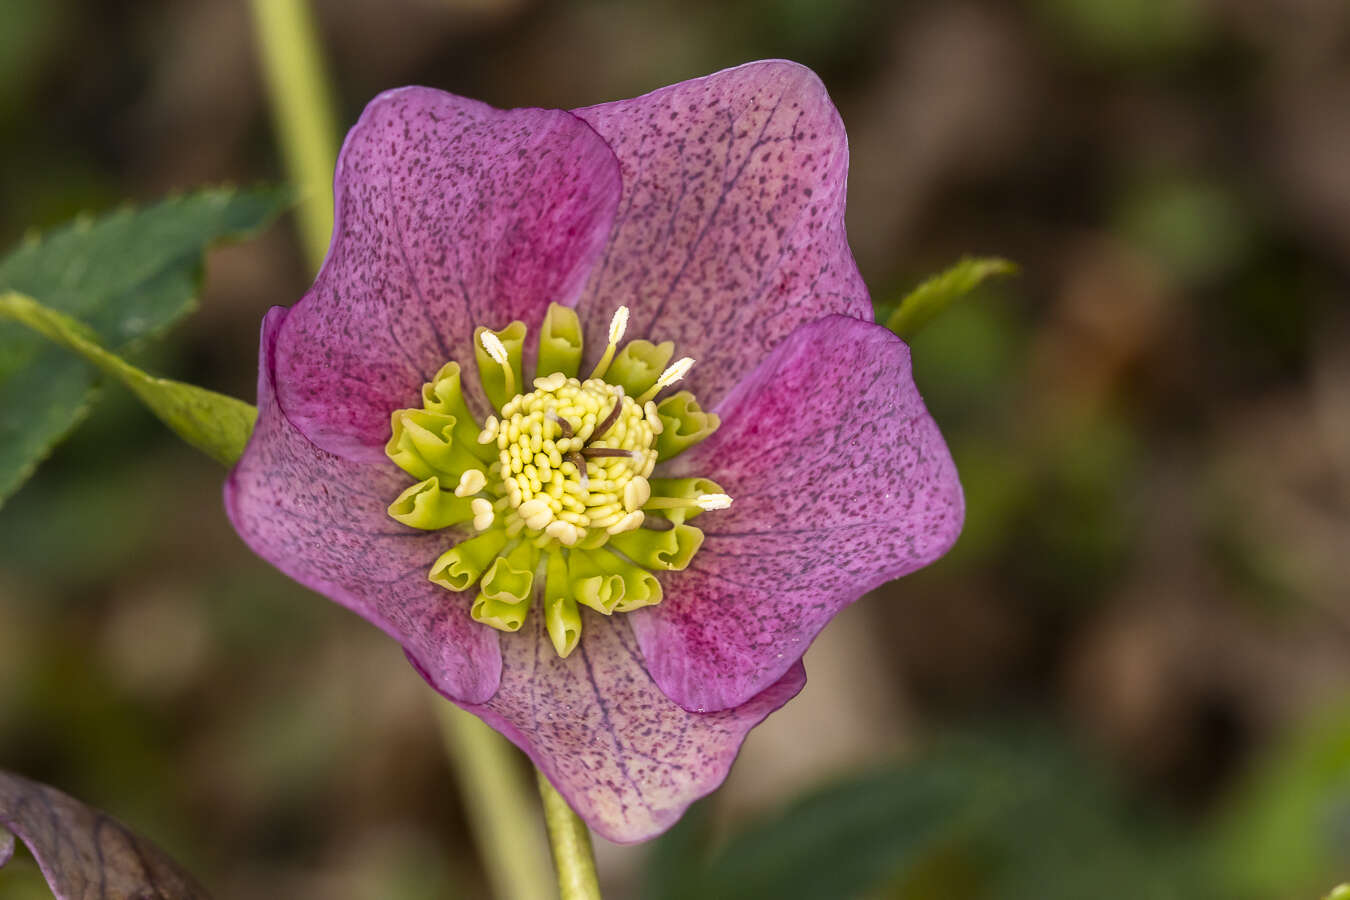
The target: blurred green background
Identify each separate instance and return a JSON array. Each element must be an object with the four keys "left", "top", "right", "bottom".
[{"left": 1, "top": 0, "right": 1348, "bottom": 897}]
